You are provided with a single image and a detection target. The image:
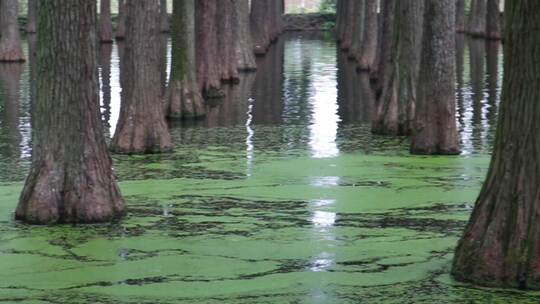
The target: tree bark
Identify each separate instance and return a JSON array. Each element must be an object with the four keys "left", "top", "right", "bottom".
[
  {"left": 160, "top": 0, "right": 170, "bottom": 32},
  {"left": 455, "top": 0, "right": 466, "bottom": 32},
  {"left": 217, "top": 0, "right": 240, "bottom": 83},
  {"left": 111, "top": 0, "right": 172, "bottom": 154},
  {"left": 374, "top": 0, "right": 396, "bottom": 88},
  {"left": 251, "top": 0, "right": 271, "bottom": 55},
  {"left": 356, "top": 0, "right": 379, "bottom": 71},
  {"left": 26, "top": 0, "right": 37, "bottom": 33},
  {"left": 453, "top": 0, "right": 540, "bottom": 289},
  {"left": 411, "top": 0, "right": 459, "bottom": 155},
  {"left": 234, "top": 0, "right": 257, "bottom": 71},
  {"left": 115, "top": 0, "right": 127, "bottom": 39},
  {"left": 372, "top": 0, "right": 424, "bottom": 136},
  {"left": 15, "top": 0, "right": 125, "bottom": 224},
  {"left": 166, "top": 0, "right": 206, "bottom": 119},
  {"left": 0, "top": 0, "right": 24, "bottom": 62},
  {"left": 342, "top": 0, "right": 361, "bottom": 52},
  {"left": 98, "top": 0, "right": 113, "bottom": 43},
  {"left": 467, "top": 0, "right": 487, "bottom": 37},
  {"left": 486, "top": 0, "right": 501, "bottom": 39}
]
